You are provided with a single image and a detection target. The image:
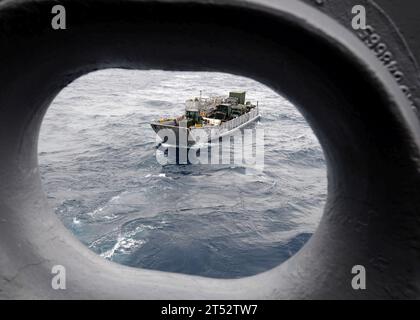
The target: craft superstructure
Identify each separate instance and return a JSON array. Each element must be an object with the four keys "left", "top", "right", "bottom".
[{"left": 150, "top": 91, "right": 260, "bottom": 146}]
